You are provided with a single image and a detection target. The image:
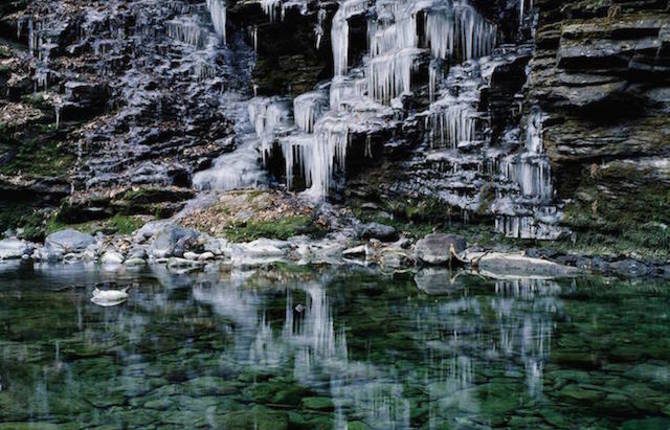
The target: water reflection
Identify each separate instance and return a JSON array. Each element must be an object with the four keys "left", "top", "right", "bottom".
[{"left": 1, "top": 263, "right": 669, "bottom": 429}]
